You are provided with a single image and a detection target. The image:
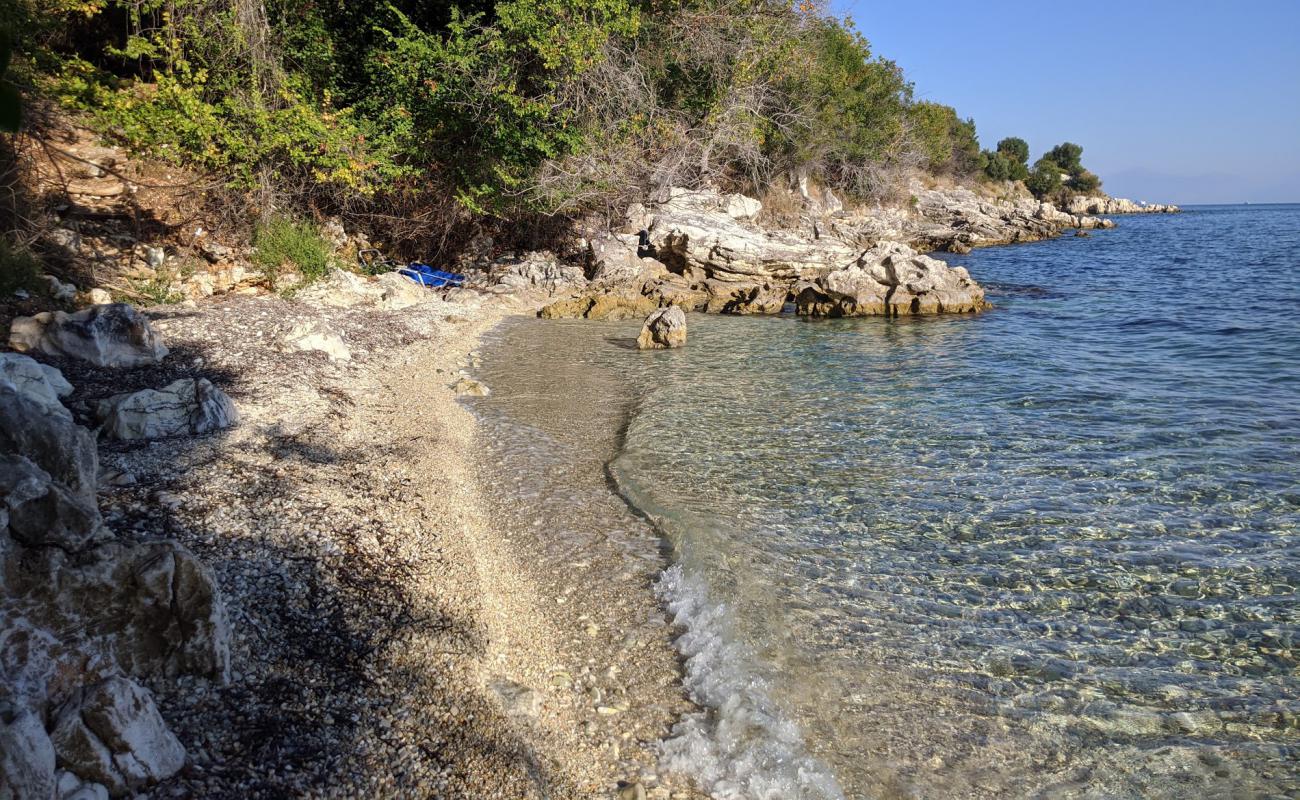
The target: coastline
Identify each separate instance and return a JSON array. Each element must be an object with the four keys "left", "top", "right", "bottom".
[{"left": 62, "top": 292, "right": 701, "bottom": 797}]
